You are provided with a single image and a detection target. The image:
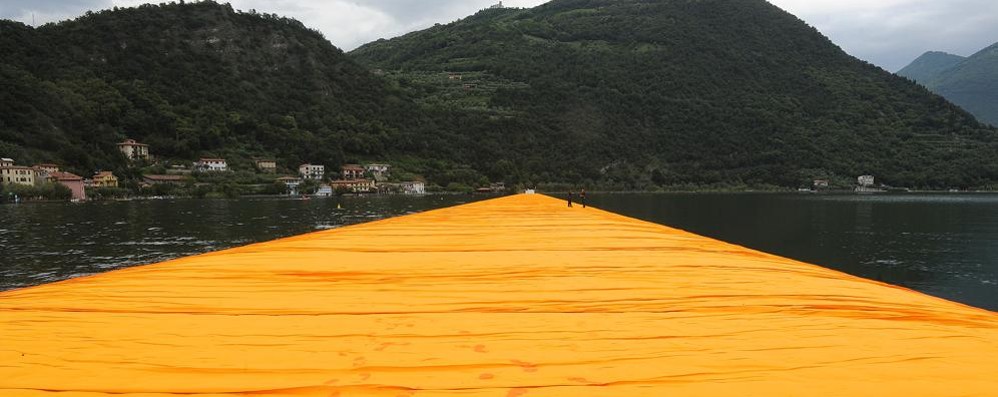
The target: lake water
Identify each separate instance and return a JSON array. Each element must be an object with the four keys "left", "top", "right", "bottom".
[
  {"left": 0, "top": 195, "right": 487, "bottom": 291},
  {"left": 1, "top": 193, "right": 997, "bottom": 311},
  {"left": 588, "top": 193, "right": 998, "bottom": 311}
]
